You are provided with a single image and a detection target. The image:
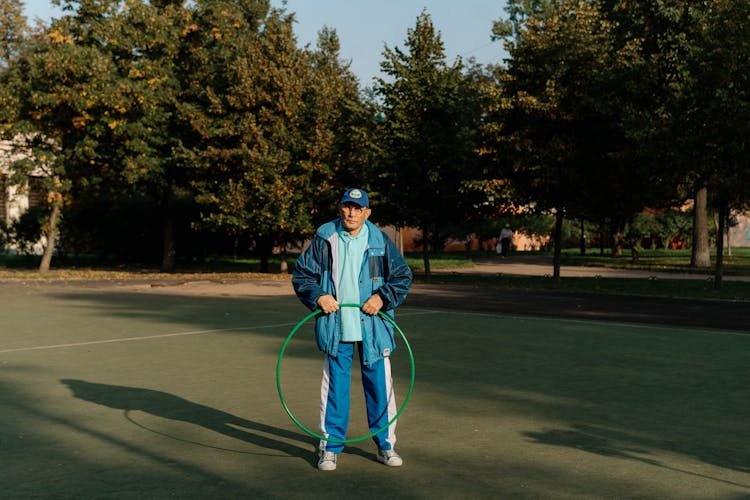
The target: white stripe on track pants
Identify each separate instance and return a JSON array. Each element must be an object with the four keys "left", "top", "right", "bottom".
[{"left": 319, "top": 341, "right": 397, "bottom": 453}]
